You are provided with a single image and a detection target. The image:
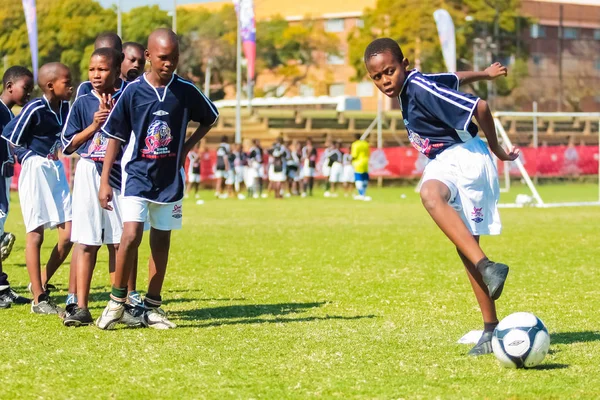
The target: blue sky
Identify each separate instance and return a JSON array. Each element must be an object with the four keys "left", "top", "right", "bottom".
[{"left": 98, "top": 0, "right": 215, "bottom": 12}]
